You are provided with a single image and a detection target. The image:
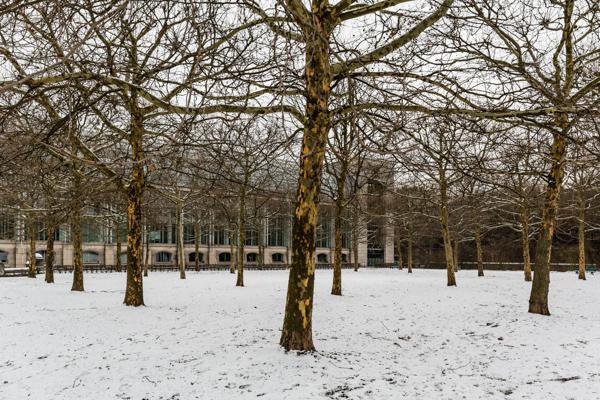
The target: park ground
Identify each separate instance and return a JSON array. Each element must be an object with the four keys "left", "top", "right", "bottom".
[{"left": 1, "top": 268, "right": 599, "bottom": 400}]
